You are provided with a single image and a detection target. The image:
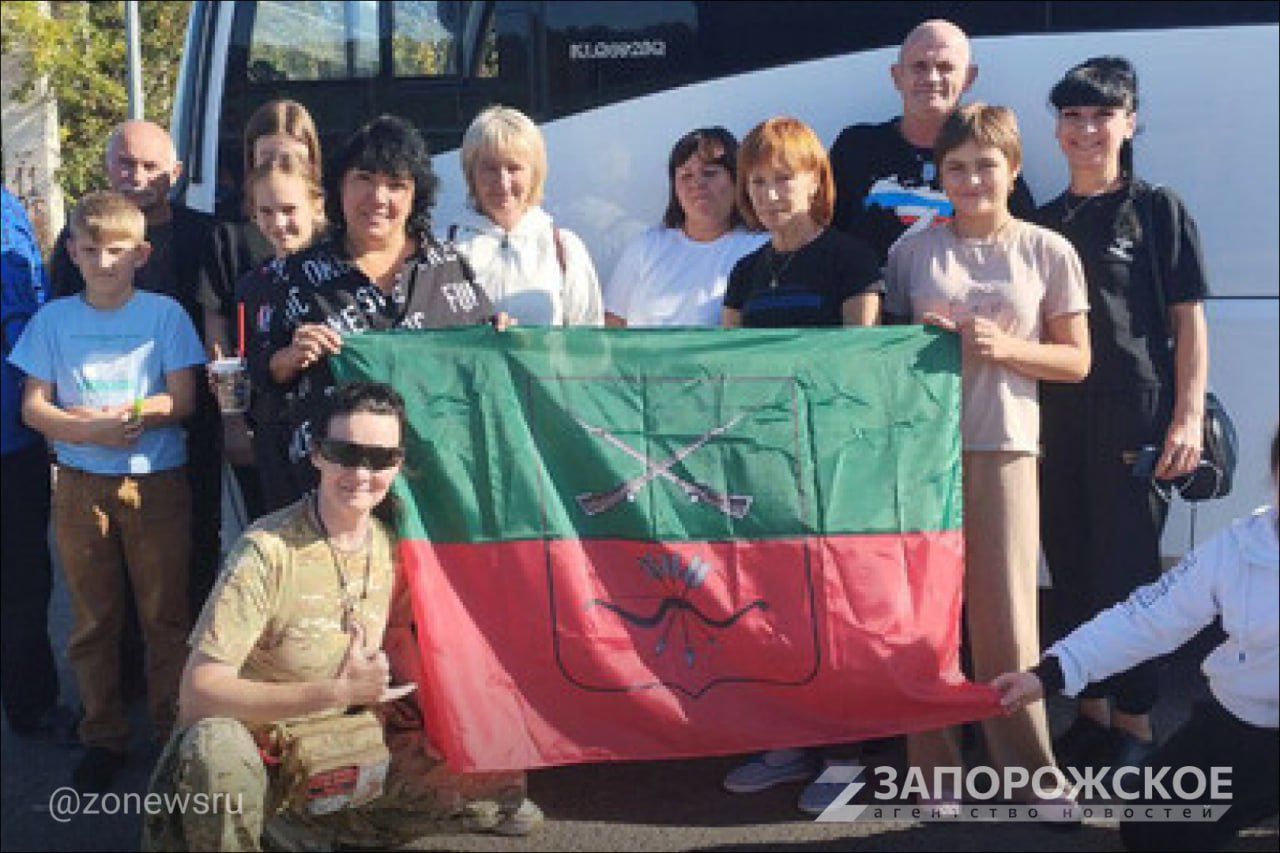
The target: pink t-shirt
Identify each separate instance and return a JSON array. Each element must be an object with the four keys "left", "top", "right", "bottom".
[{"left": 885, "top": 219, "right": 1088, "bottom": 453}]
